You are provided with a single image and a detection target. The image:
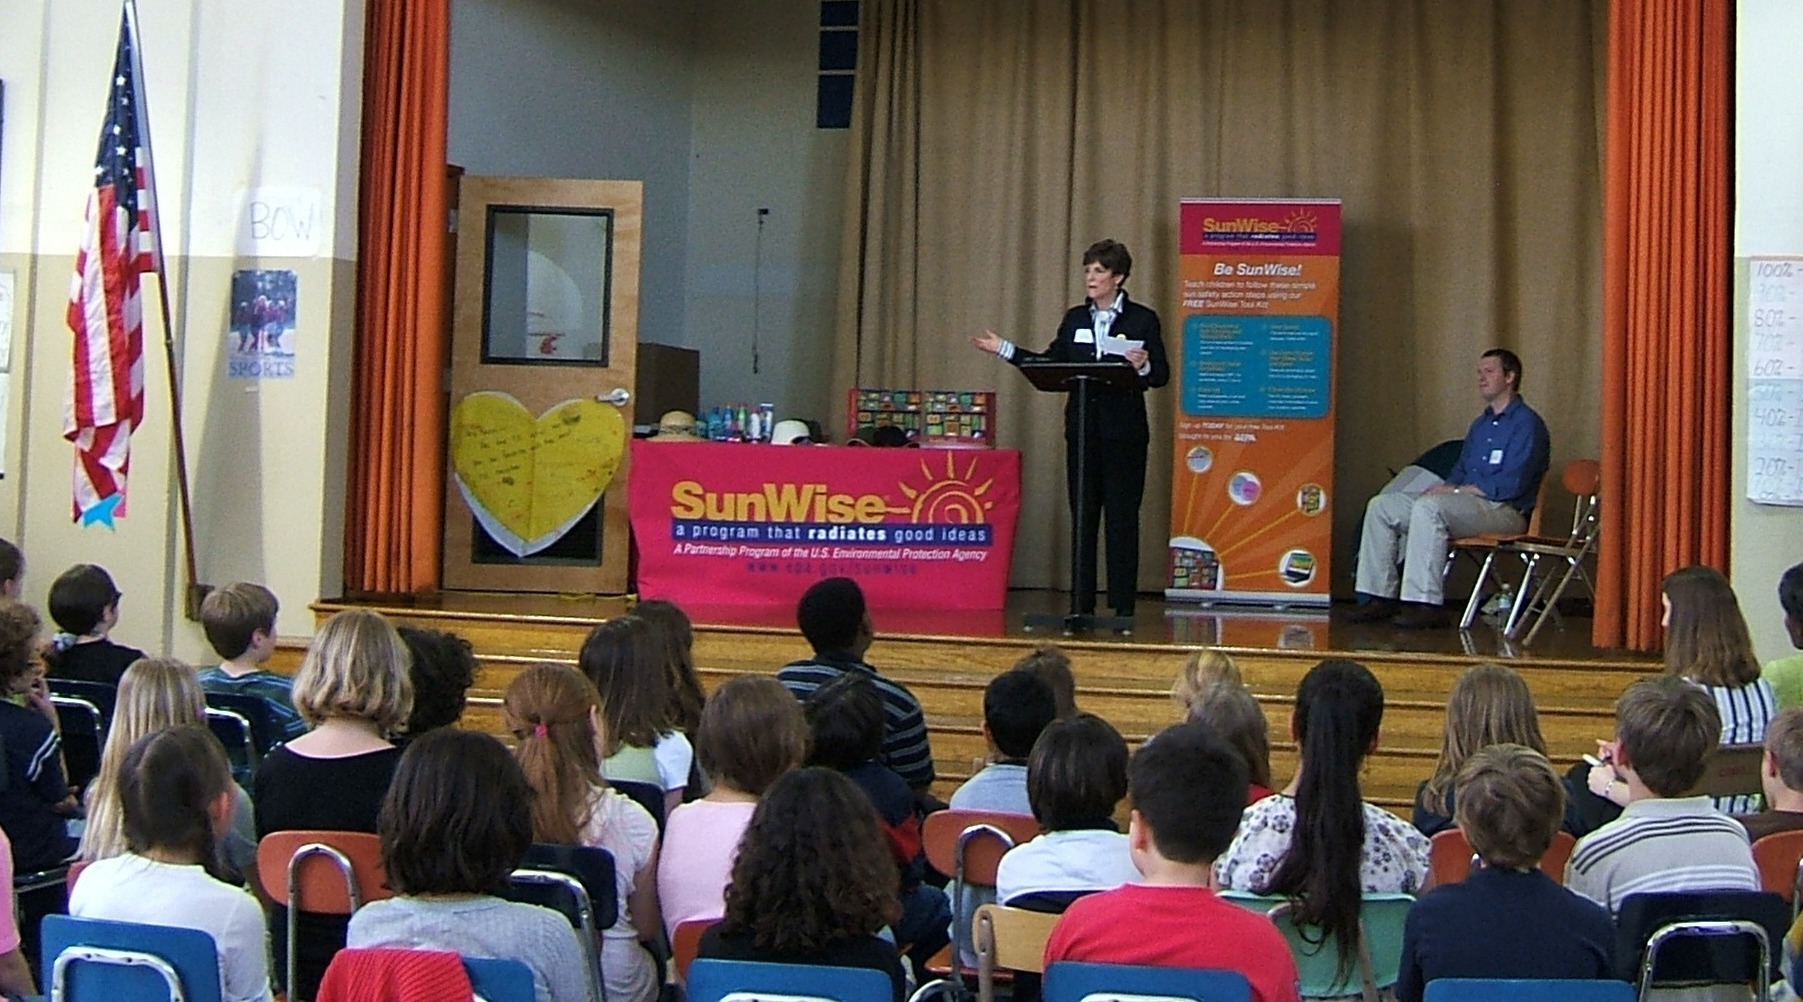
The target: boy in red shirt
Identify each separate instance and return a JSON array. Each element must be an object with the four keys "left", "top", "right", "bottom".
[{"left": 1044, "top": 721, "right": 1300, "bottom": 1002}]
